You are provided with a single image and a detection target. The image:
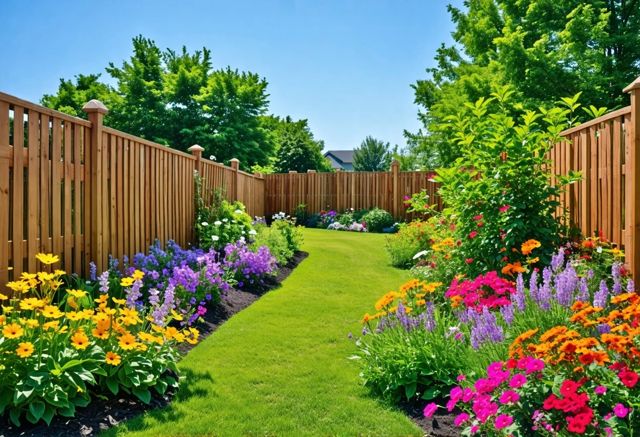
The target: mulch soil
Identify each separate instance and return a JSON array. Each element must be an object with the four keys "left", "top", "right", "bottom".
[
  {"left": 1, "top": 251, "right": 309, "bottom": 437},
  {"left": 400, "top": 400, "right": 461, "bottom": 437}
]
